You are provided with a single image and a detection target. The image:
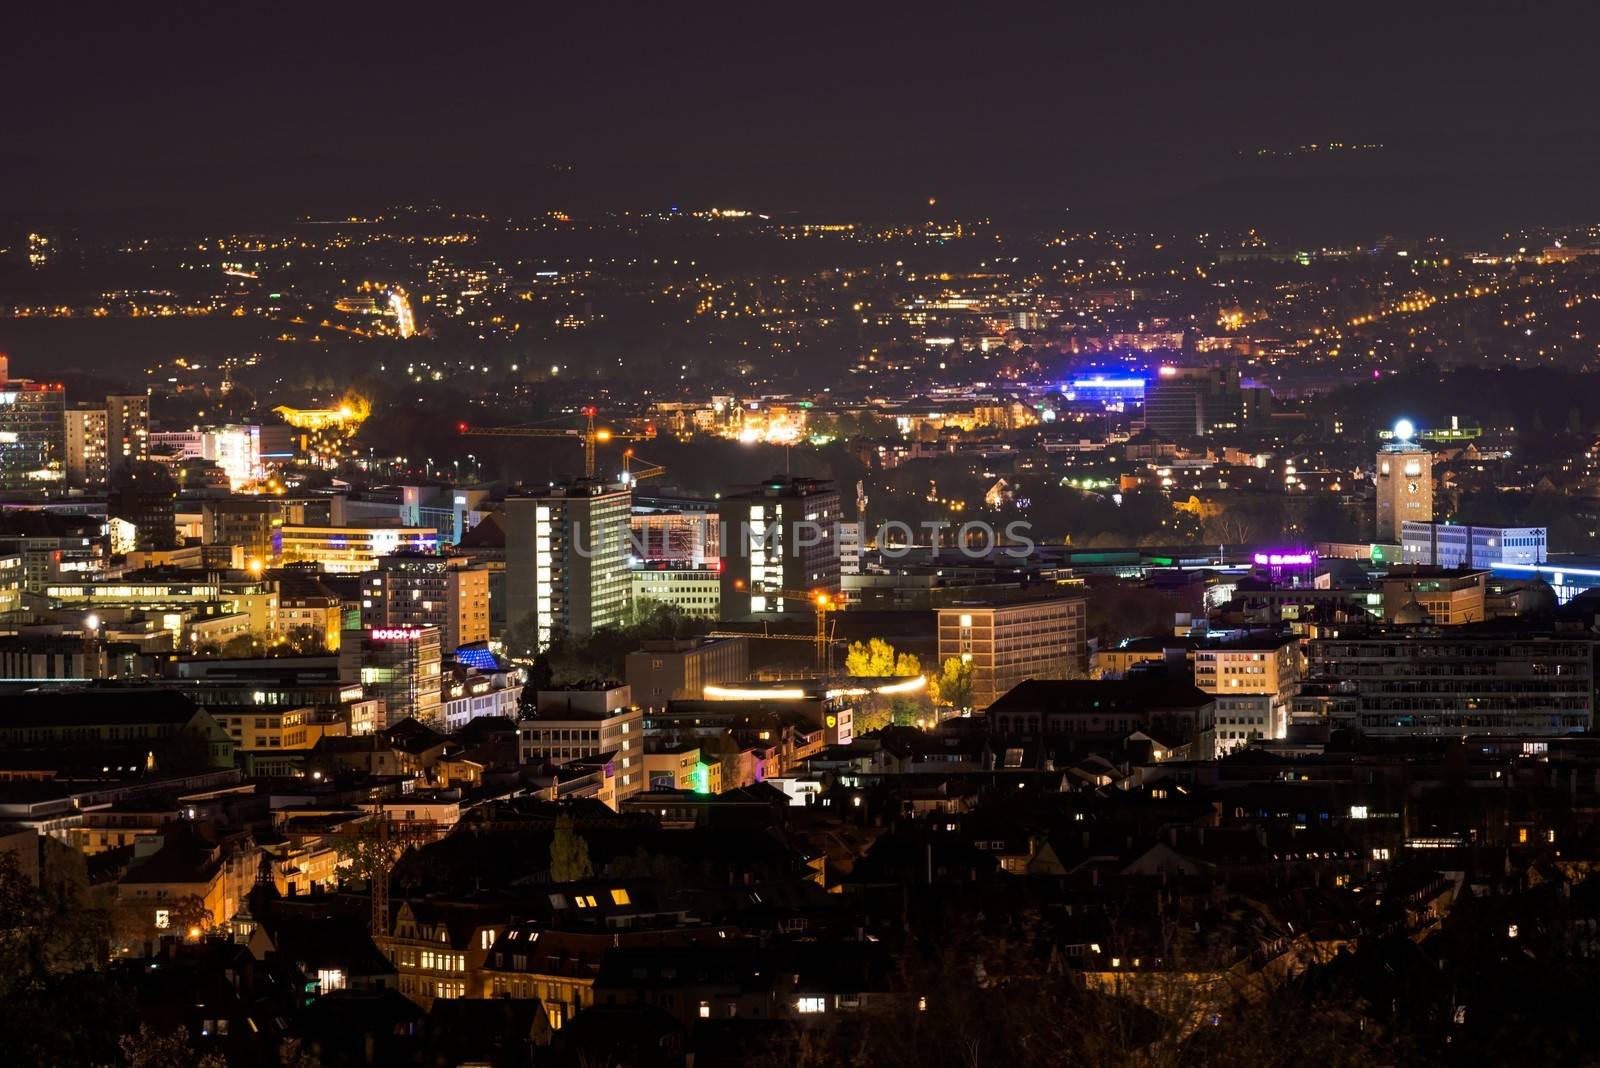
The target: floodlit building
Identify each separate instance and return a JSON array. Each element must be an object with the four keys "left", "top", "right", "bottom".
[
  {"left": 937, "top": 596, "right": 1088, "bottom": 710},
  {"left": 1375, "top": 421, "right": 1433, "bottom": 543},
  {"left": 1192, "top": 636, "right": 1299, "bottom": 753}
]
